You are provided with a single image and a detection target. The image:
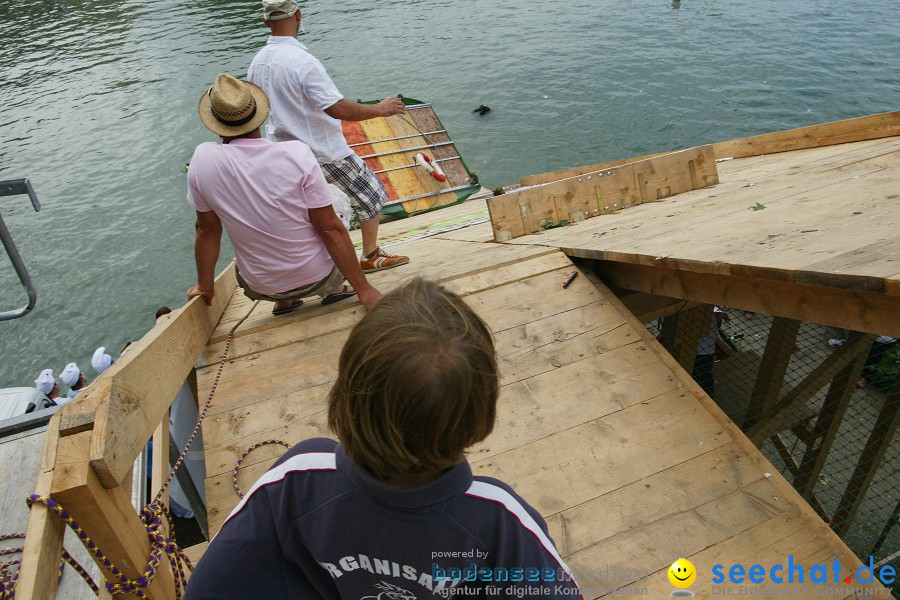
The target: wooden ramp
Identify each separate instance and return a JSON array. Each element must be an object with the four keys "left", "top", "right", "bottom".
[
  {"left": 484, "top": 135, "right": 900, "bottom": 338},
  {"left": 197, "top": 240, "right": 885, "bottom": 598}
]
